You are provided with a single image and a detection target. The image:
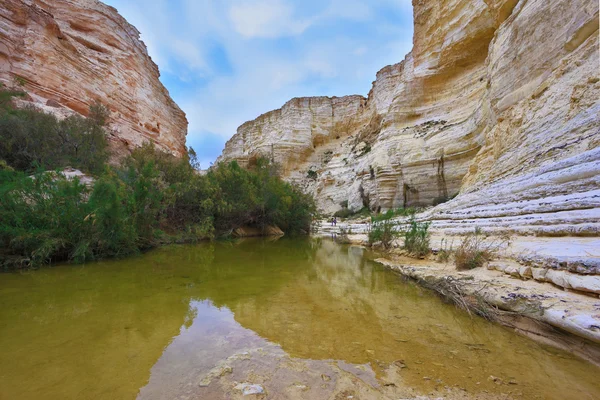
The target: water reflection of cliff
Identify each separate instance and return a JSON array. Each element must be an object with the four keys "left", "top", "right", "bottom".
[{"left": 221, "top": 240, "right": 600, "bottom": 398}]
